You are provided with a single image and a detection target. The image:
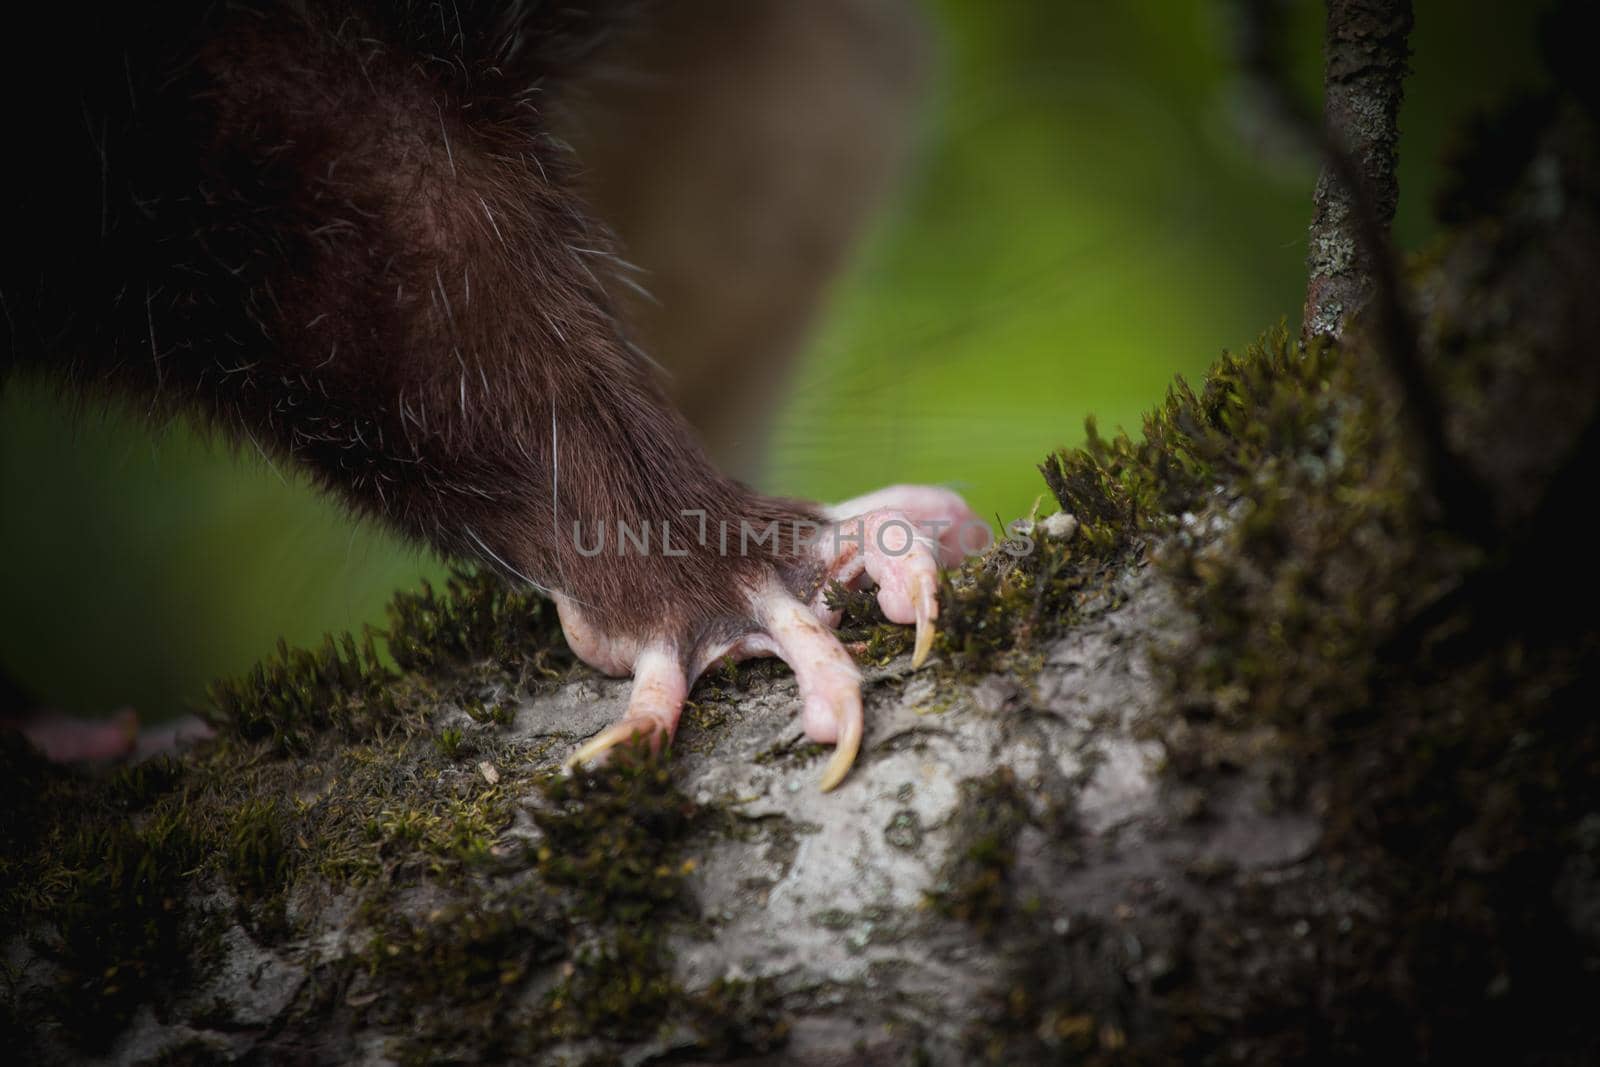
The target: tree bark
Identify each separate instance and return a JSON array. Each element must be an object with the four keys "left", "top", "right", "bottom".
[{"left": 1303, "top": 0, "right": 1414, "bottom": 338}]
